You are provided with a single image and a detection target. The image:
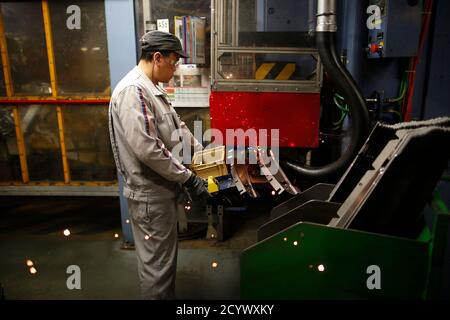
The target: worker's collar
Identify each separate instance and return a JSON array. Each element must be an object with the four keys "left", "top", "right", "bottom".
[{"left": 134, "top": 65, "right": 165, "bottom": 96}]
